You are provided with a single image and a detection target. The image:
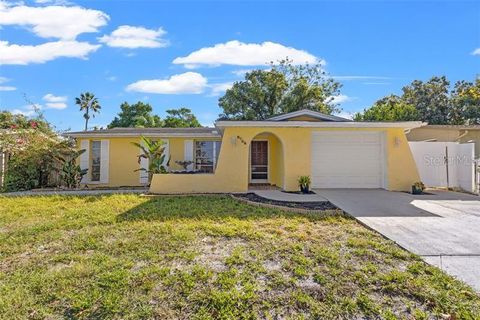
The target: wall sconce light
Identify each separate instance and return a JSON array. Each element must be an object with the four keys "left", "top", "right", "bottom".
[{"left": 394, "top": 137, "right": 401, "bottom": 147}]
